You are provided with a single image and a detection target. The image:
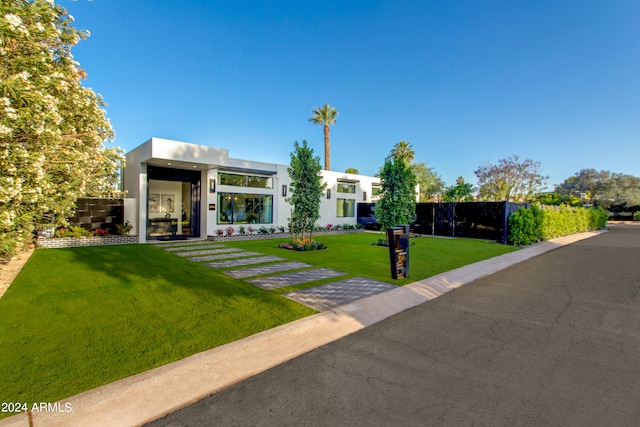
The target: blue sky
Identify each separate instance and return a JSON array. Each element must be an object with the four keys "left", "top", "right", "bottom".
[{"left": 60, "top": 0, "right": 639, "bottom": 189}]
